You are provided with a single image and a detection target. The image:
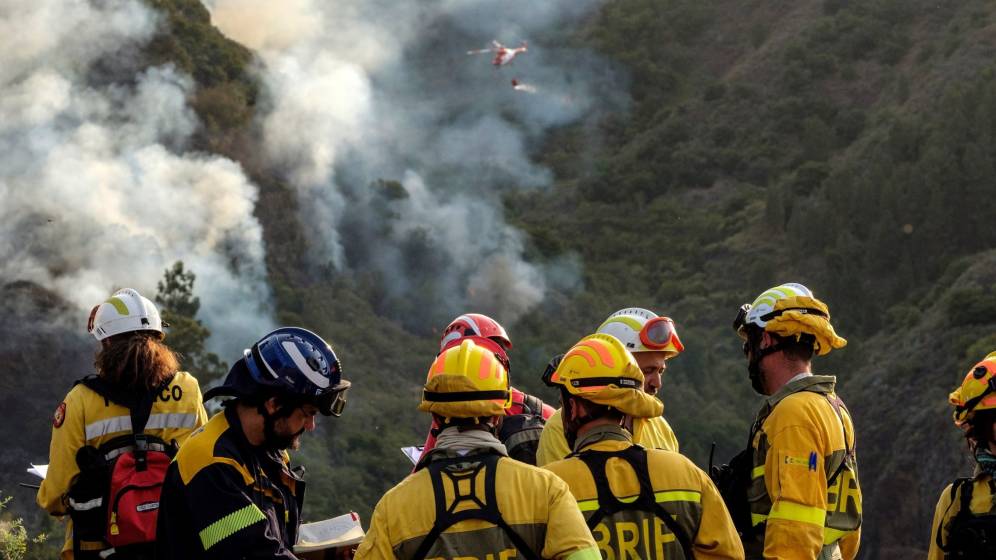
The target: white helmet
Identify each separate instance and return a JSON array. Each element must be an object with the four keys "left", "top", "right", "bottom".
[
  {"left": 596, "top": 307, "right": 684, "bottom": 358},
  {"left": 87, "top": 288, "right": 164, "bottom": 341}
]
